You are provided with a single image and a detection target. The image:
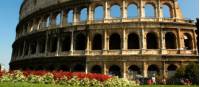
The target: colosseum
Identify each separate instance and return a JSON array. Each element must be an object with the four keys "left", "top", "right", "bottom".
[{"left": 10, "top": 0, "right": 198, "bottom": 79}]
